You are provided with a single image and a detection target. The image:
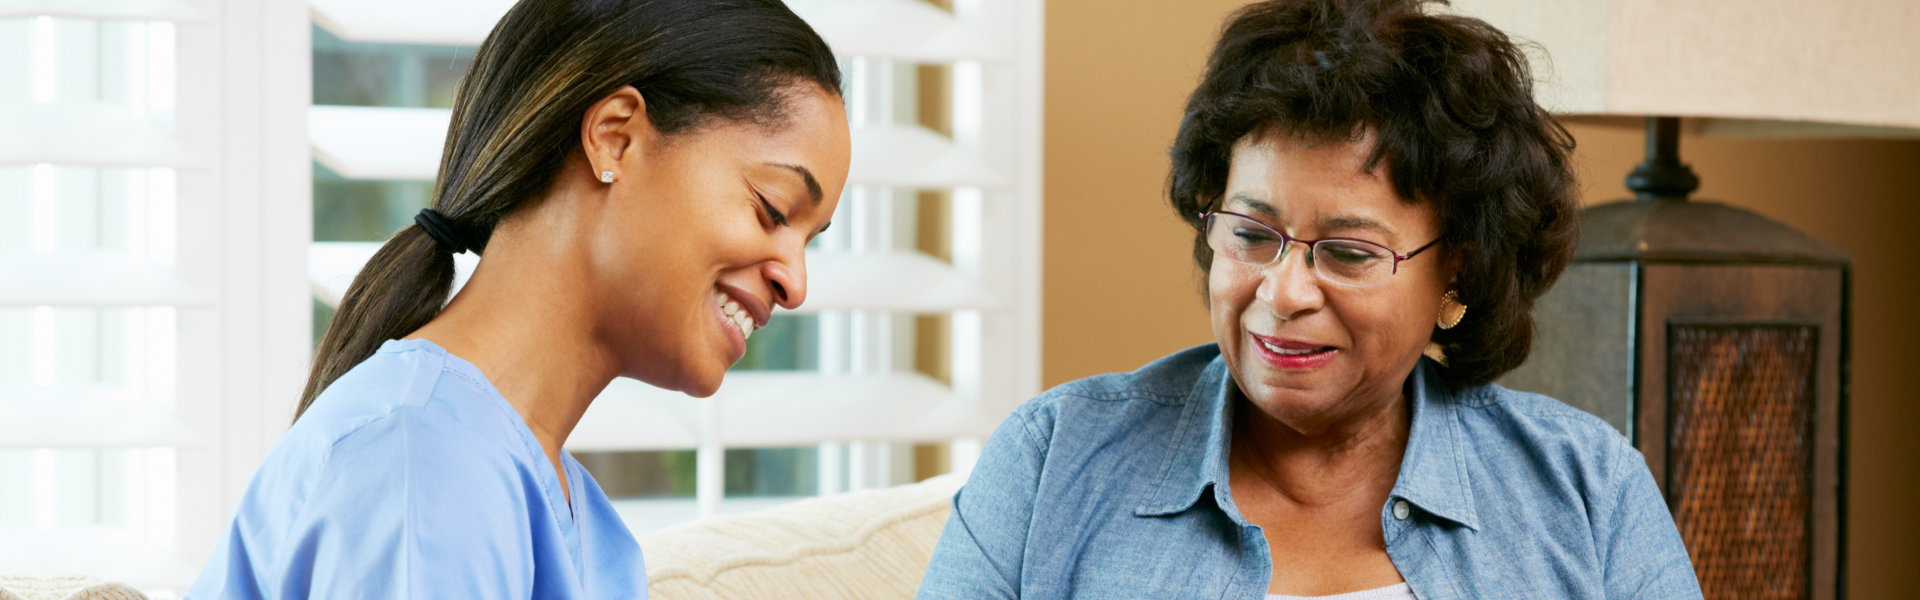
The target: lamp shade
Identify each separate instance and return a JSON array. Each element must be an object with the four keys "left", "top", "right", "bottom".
[{"left": 1448, "top": 0, "right": 1920, "bottom": 130}]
